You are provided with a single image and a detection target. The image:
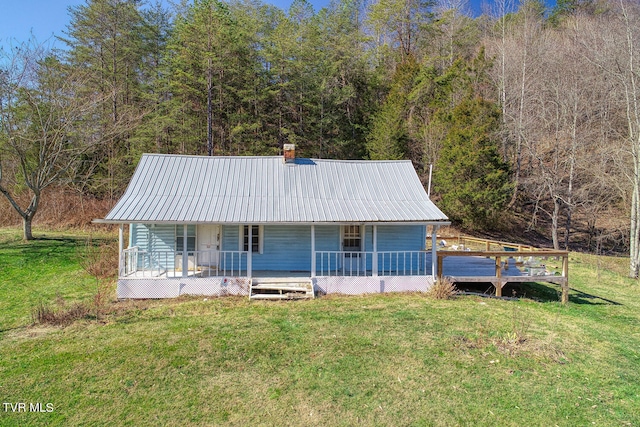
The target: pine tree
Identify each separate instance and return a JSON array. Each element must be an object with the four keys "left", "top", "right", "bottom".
[
  {"left": 366, "top": 58, "right": 419, "bottom": 160},
  {"left": 434, "top": 98, "right": 512, "bottom": 229}
]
